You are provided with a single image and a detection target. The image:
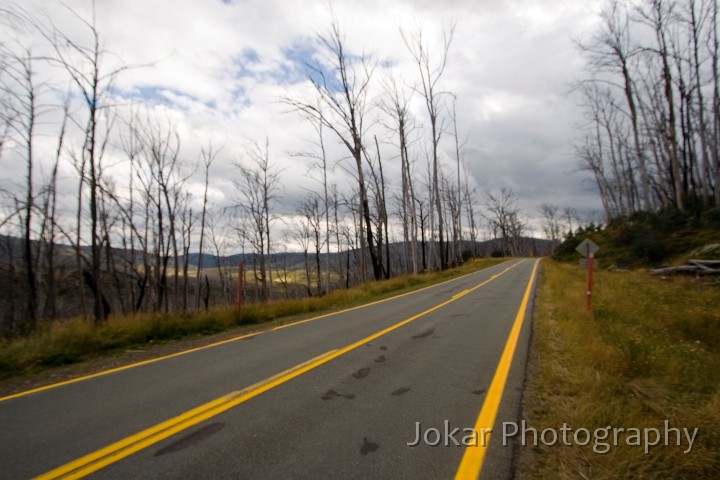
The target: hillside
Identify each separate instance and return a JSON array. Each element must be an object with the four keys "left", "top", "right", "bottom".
[{"left": 552, "top": 208, "right": 720, "bottom": 269}]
